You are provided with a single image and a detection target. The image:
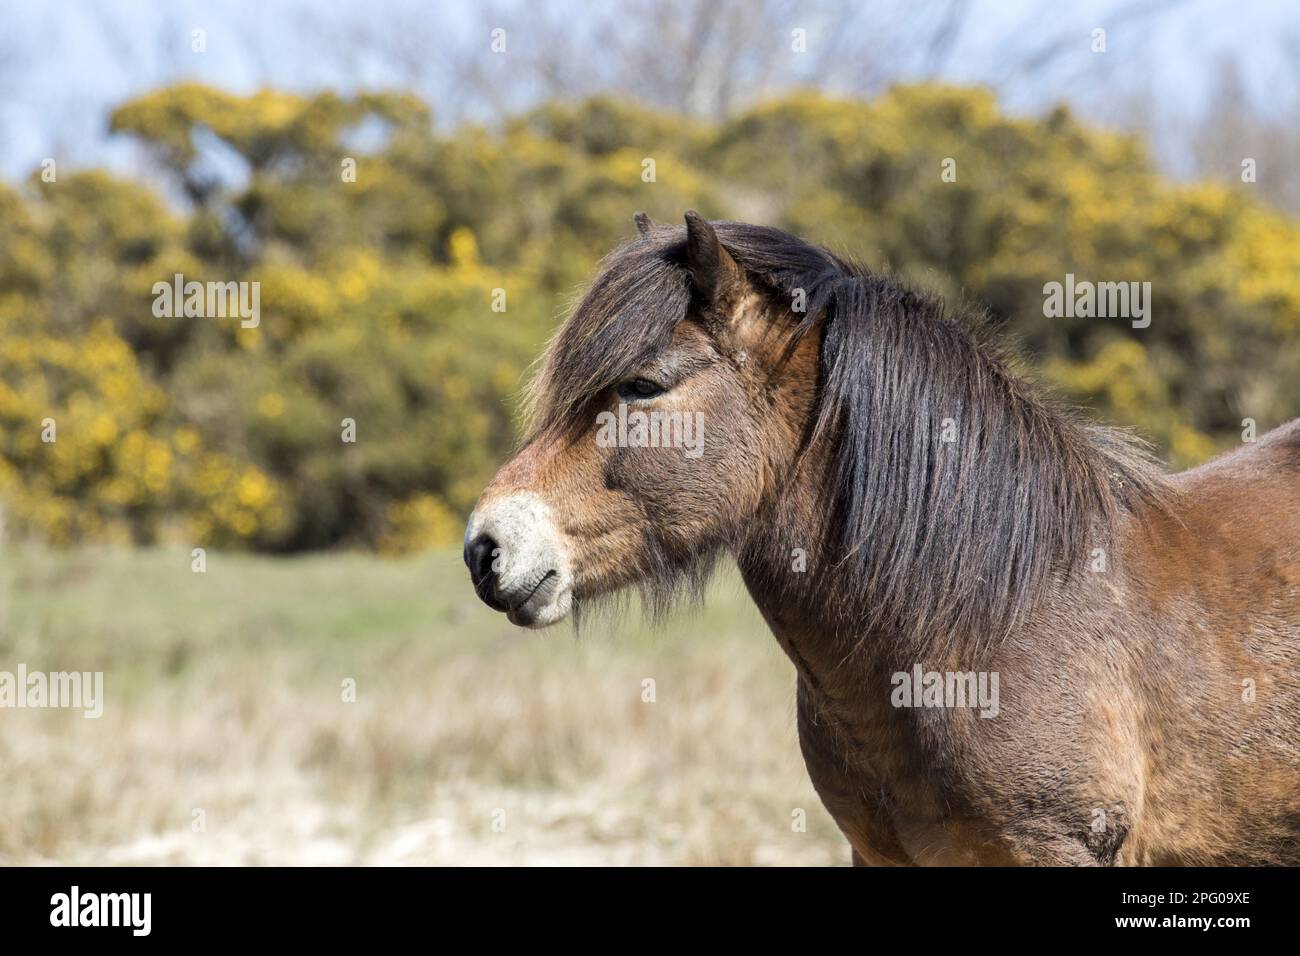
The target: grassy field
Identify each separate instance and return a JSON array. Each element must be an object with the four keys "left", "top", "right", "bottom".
[{"left": 0, "top": 545, "right": 844, "bottom": 865}]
